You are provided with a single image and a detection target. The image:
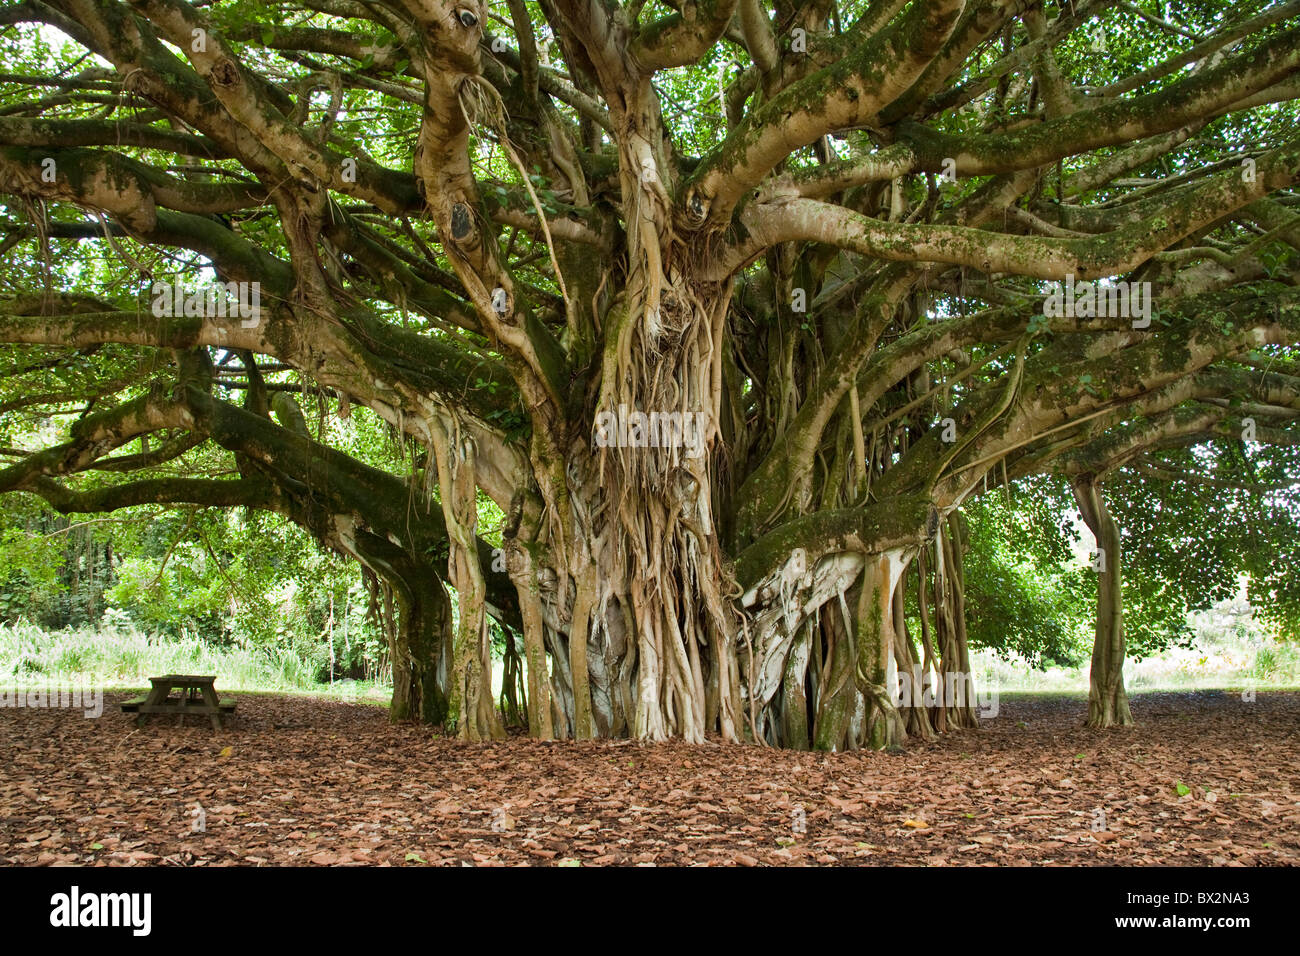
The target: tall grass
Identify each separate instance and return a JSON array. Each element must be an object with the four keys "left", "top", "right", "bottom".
[
  {"left": 0, "top": 620, "right": 389, "bottom": 701},
  {"left": 971, "top": 598, "right": 1300, "bottom": 694},
  {"left": 4, "top": 595, "right": 1296, "bottom": 706}
]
